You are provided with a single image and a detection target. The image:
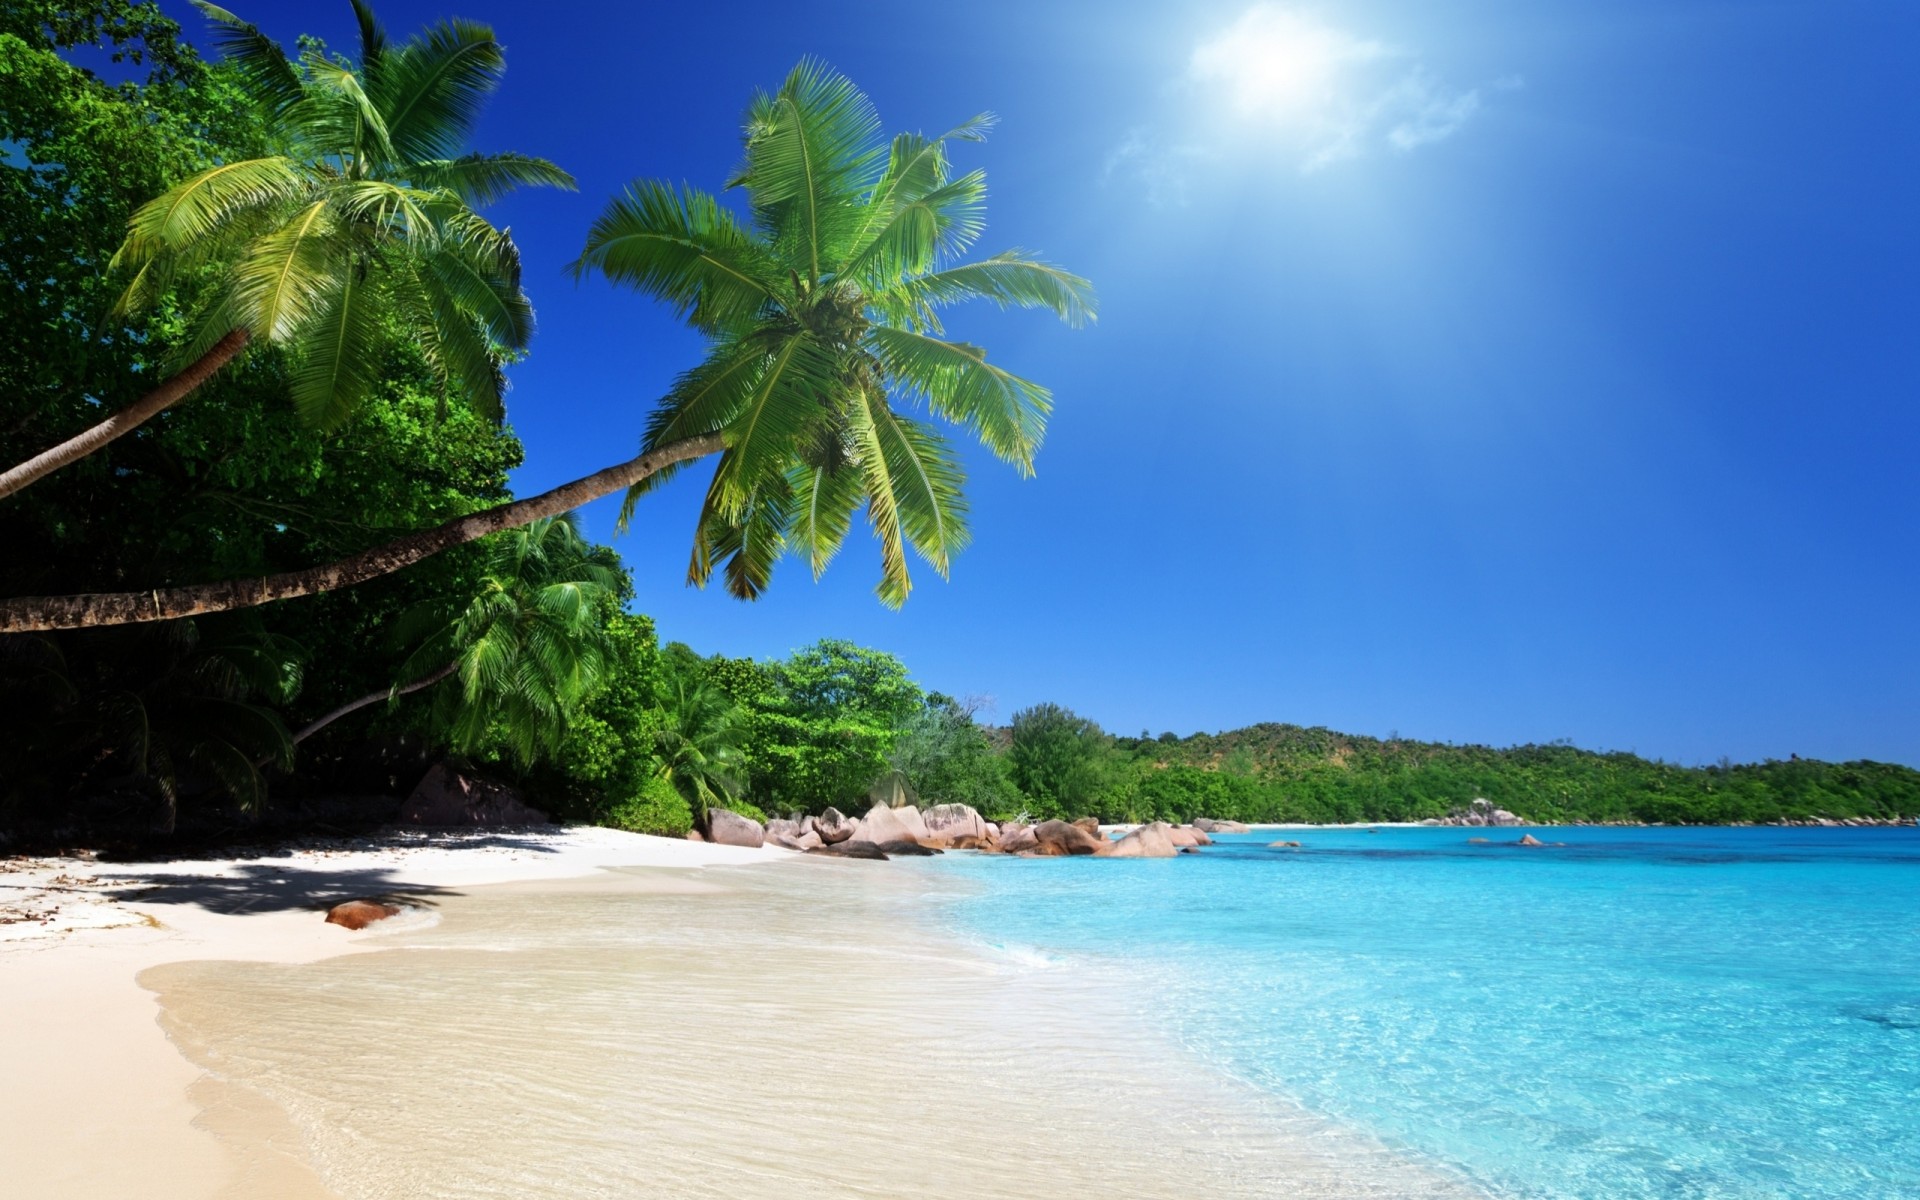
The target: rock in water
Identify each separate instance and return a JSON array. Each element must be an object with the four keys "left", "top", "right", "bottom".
[
  {"left": 1267, "top": 840, "right": 1302, "bottom": 848},
  {"left": 1167, "top": 826, "right": 1208, "bottom": 847},
  {"left": 1072, "top": 816, "right": 1102, "bottom": 838},
  {"left": 1105, "top": 821, "right": 1179, "bottom": 858},
  {"left": 325, "top": 900, "right": 399, "bottom": 930},
  {"left": 815, "top": 807, "right": 855, "bottom": 844},
  {"left": 399, "top": 762, "right": 549, "bottom": 826},
  {"left": 922, "top": 803, "right": 988, "bottom": 844},
  {"left": 851, "top": 803, "right": 921, "bottom": 846},
  {"left": 809, "top": 841, "right": 888, "bottom": 860},
  {"left": 1033, "top": 820, "right": 1104, "bottom": 856},
  {"left": 1192, "top": 817, "right": 1251, "bottom": 834},
  {"left": 1516, "top": 834, "right": 1545, "bottom": 847},
  {"left": 707, "top": 809, "right": 766, "bottom": 848}
]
